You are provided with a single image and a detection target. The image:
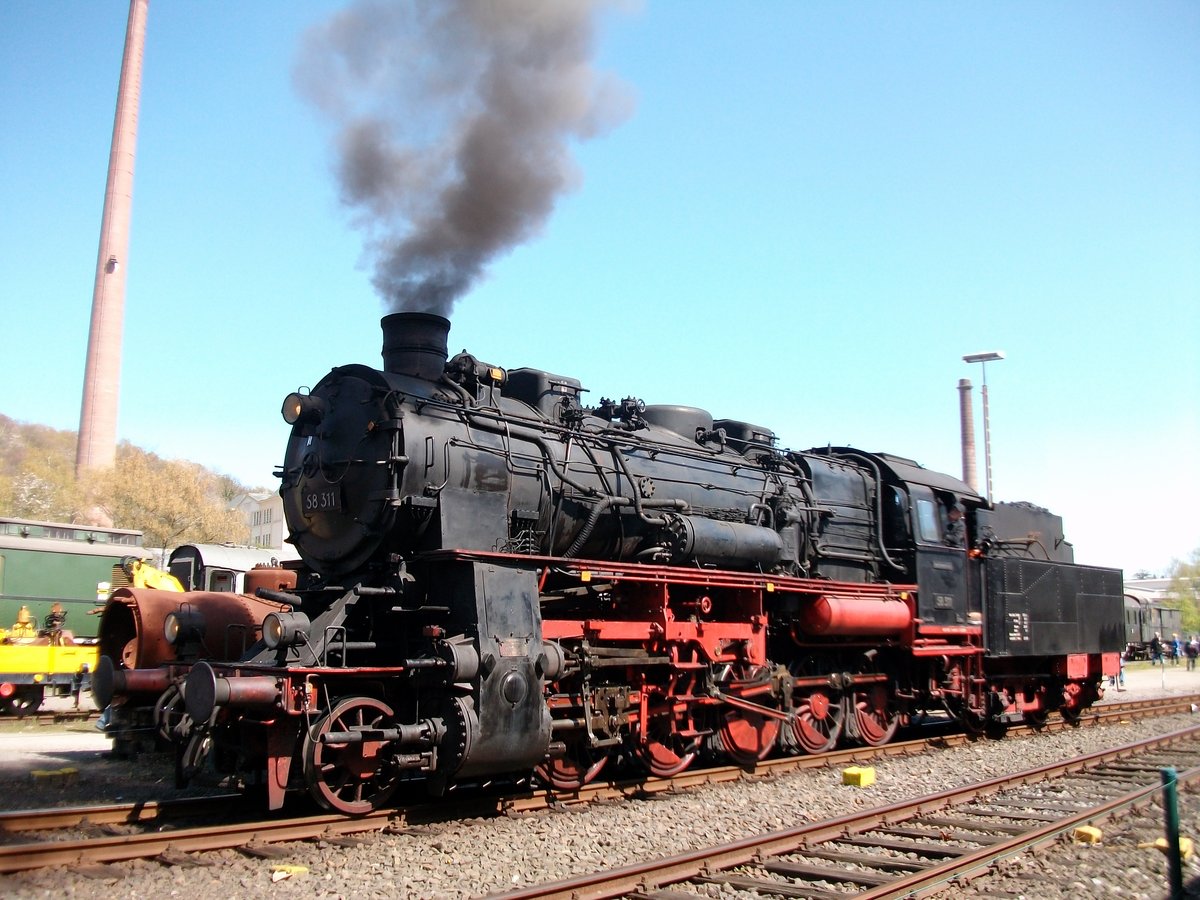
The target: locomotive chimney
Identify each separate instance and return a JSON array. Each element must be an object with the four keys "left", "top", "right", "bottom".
[
  {"left": 381, "top": 312, "right": 450, "bottom": 380},
  {"left": 958, "top": 377, "right": 978, "bottom": 492}
]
